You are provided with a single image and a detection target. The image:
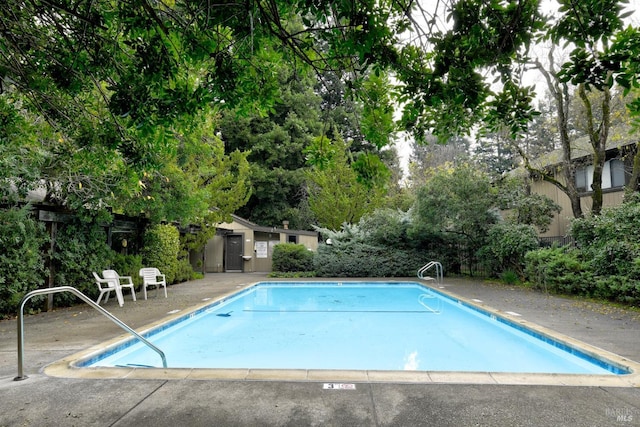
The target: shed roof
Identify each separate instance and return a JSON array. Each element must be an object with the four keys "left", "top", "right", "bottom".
[{"left": 230, "top": 214, "right": 318, "bottom": 236}]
